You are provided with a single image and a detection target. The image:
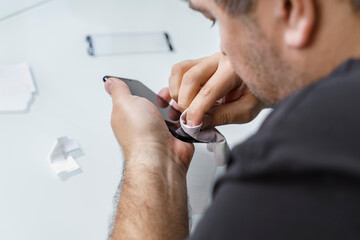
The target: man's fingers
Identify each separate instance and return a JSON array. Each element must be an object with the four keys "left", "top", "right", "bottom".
[
  {"left": 209, "top": 94, "right": 262, "bottom": 126},
  {"left": 105, "top": 78, "right": 132, "bottom": 106},
  {"left": 169, "top": 59, "right": 201, "bottom": 102},
  {"left": 186, "top": 69, "right": 242, "bottom": 126},
  {"left": 157, "top": 88, "right": 171, "bottom": 102},
  {"left": 168, "top": 106, "right": 181, "bottom": 121},
  {"left": 224, "top": 83, "right": 247, "bottom": 103},
  {"left": 177, "top": 58, "right": 218, "bottom": 112},
  {"left": 157, "top": 88, "right": 171, "bottom": 108}
]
